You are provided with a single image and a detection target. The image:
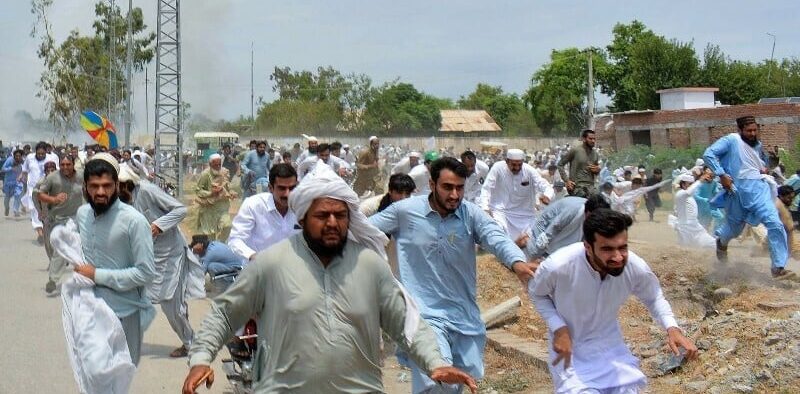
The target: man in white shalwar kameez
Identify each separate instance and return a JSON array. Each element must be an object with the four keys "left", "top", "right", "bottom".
[
  {"left": 118, "top": 164, "right": 204, "bottom": 357},
  {"left": 20, "top": 142, "right": 57, "bottom": 242},
  {"left": 480, "top": 149, "right": 554, "bottom": 240},
  {"left": 296, "top": 143, "right": 351, "bottom": 180},
  {"left": 228, "top": 163, "right": 300, "bottom": 261},
  {"left": 602, "top": 178, "right": 671, "bottom": 220},
  {"left": 460, "top": 150, "right": 490, "bottom": 205},
  {"left": 669, "top": 173, "right": 716, "bottom": 249},
  {"left": 391, "top": 151, "right": 421, "bottom": 175},
  {"left": 408, "top": 151, "right": 439, "bottom": 197},
  {"left": 528, "top": 209, "right": 698, "bottom": 394}
]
